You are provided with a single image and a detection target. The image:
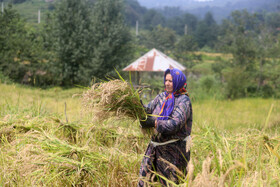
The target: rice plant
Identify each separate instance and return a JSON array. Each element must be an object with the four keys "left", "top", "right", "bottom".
[
  {"left": 81, "top": 77, "right": 146, "bottom": 122},
  {"left": 0, "top": 83, "right": 279, "bottom": 186}
]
